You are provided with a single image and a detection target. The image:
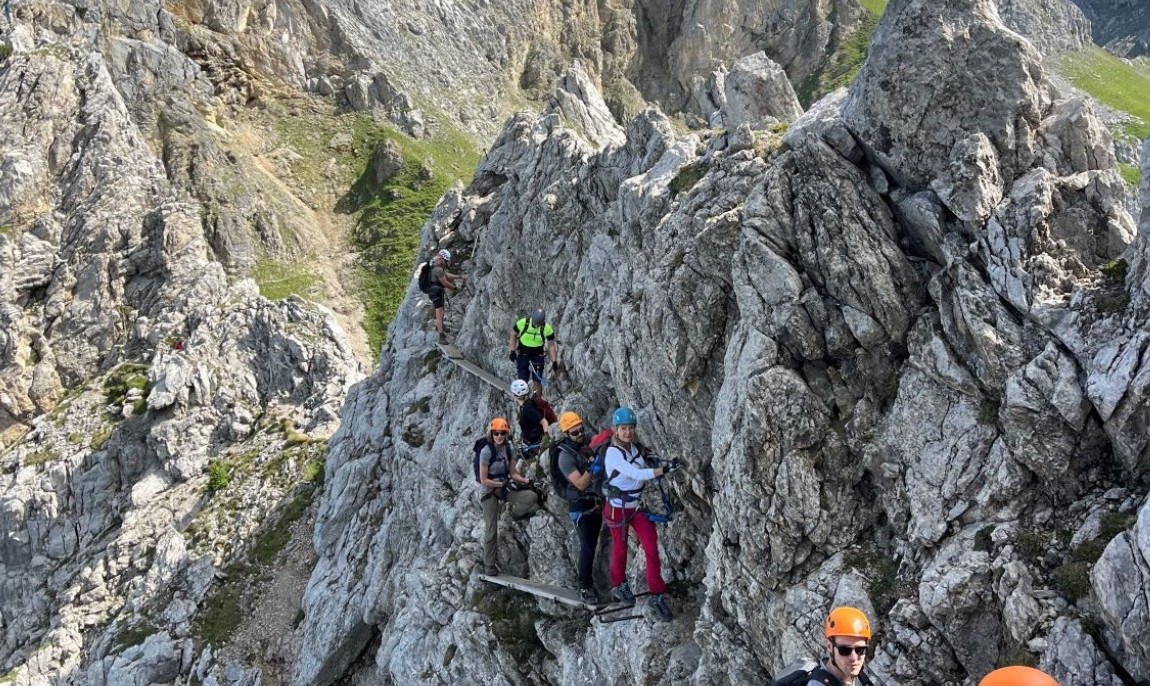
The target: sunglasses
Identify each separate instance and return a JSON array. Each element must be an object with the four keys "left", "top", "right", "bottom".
[
  {"left": 833, "top": 644, "right": 868, "bottom": 657},
  {"left": 492, "top": 431, "right": 508, "bottom": 437},
  {"left": 567, "top": 427, "right": 585, "bottom": 436}
]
